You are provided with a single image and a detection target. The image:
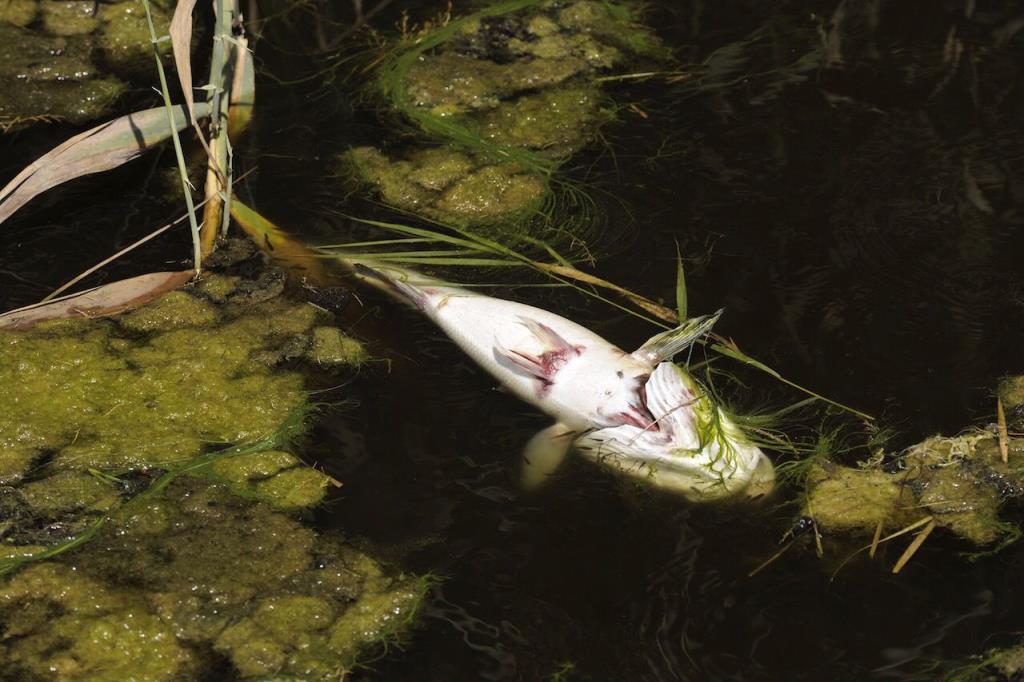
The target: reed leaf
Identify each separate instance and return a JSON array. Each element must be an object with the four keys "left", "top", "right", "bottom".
[{"left": 0, "top": 104, "right": 211, "bottom": 226}]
